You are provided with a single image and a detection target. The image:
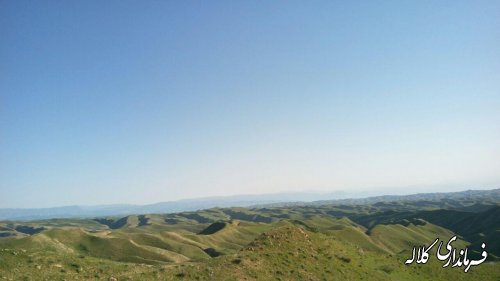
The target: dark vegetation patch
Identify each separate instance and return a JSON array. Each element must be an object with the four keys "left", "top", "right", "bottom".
[
  {"left": 138, "top": 215, "right": 150, "bottom": 226},
  {"left": 199, "top": 222, "right": 227, "bottom": 235},
  {"left": 203, "top": 247, "right": 222, "bottom": 257},
  {"left": 178, "top": 213, "right": 212, "bottom": 223},
  {"left": 94, "top": 217, "right": 129, "bottom": 229},
  {"left": 164, "top": 218, "right": 178, "bottom": 224},
  {"left": 14, "top": 226, "right": 45, "bottom": 235},
  {"left": 94, "top": 218, "right": 117, "bottom": 228}
]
